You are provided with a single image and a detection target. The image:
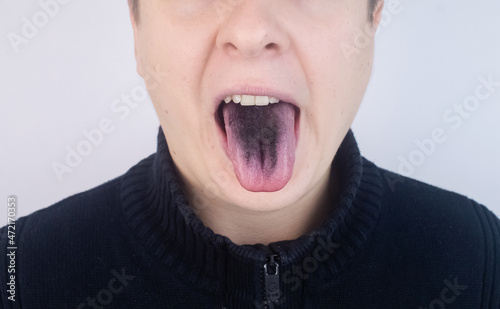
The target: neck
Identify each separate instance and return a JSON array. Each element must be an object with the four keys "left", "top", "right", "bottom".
[{"left": 191, "top": 165, "right": 339, "bottom": 246}]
